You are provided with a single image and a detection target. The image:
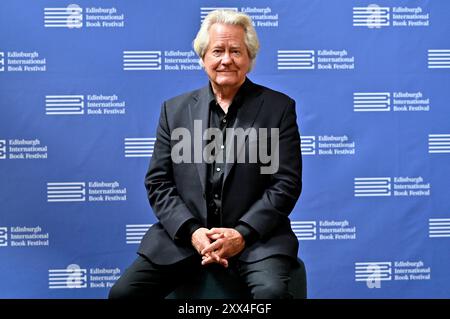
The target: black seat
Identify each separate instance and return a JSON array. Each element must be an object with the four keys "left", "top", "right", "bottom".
[{"left": 166, "top": 258, "right": 307, "bottom": 299}]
